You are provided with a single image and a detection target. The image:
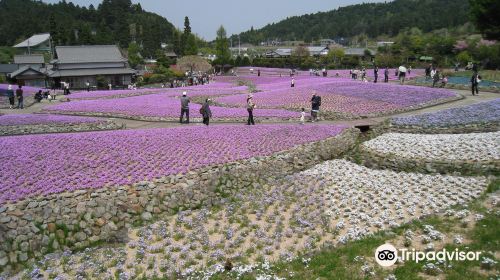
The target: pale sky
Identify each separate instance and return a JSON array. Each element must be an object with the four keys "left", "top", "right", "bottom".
[{"left": 43, "top": 0, "right": 387, "bottom": 40}]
